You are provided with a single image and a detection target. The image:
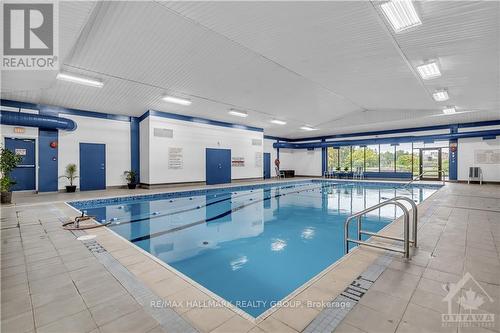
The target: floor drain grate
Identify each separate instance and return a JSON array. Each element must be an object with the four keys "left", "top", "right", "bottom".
[{"left": 83, "top": 240, "right": 107, "bottom": 253}]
